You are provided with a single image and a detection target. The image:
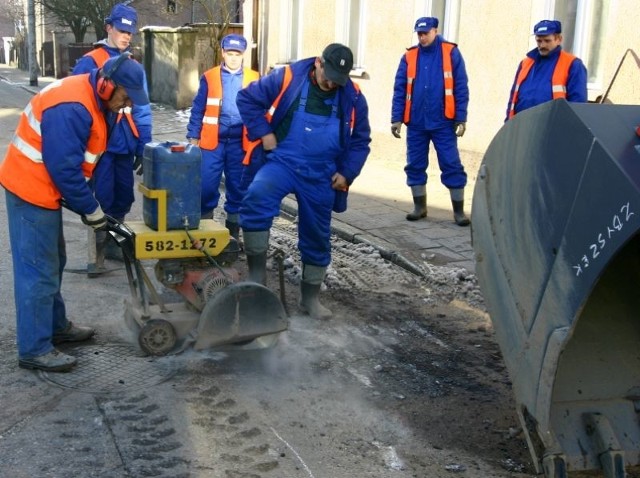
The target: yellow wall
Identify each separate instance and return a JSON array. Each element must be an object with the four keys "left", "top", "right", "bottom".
[{"left": 246, "top": 0, "right": 640, "bottom": 154}]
